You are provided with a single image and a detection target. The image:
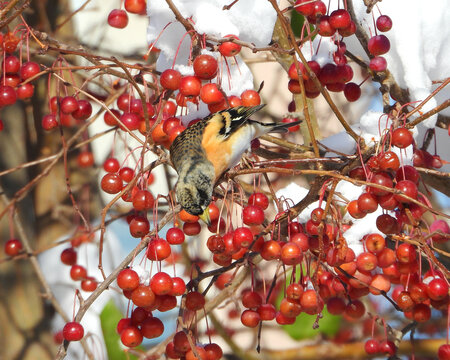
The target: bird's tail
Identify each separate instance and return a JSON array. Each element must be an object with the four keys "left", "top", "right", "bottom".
[{"left": 261, "top": 119, "right": 303, "bottom": 133}]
